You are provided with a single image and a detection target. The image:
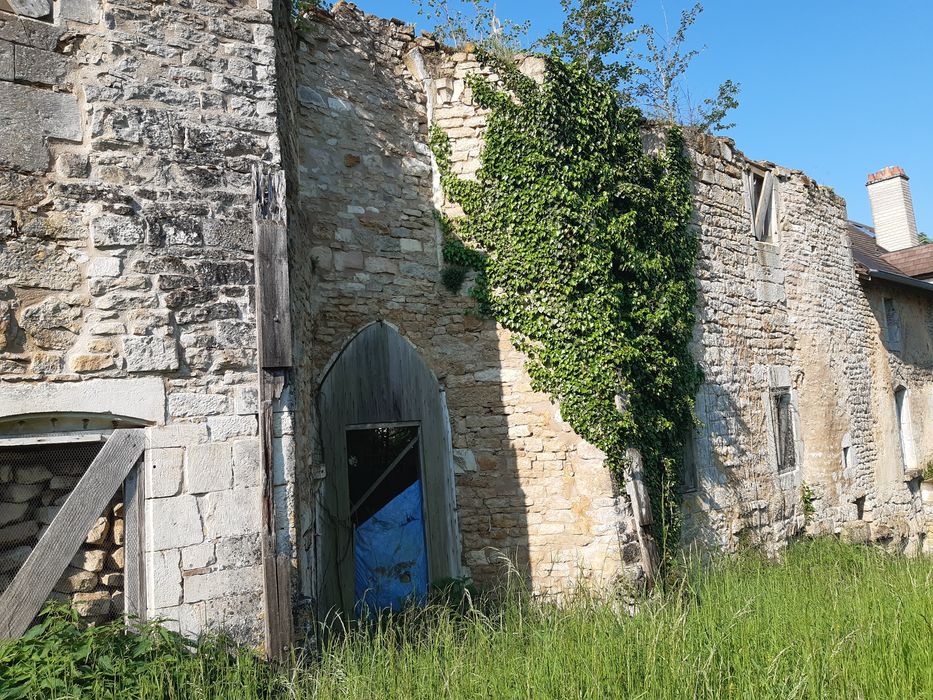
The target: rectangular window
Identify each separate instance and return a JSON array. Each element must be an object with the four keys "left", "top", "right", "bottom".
[
  {"left": 883, "top": 298, "right": 902, "bottom": 352},
  {"left": 894, "top": 387, "right": 914, "bottom": 471},
  {"left": 682, "top": 432, "right": 698, "bottom": 493},
  {"left": 771, "top": 390, "right": 796, "bottom": 473},
  {"left": 746, "top": 167, "right": 776, "bottom": 242}
]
